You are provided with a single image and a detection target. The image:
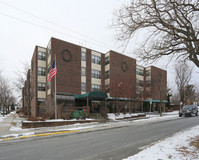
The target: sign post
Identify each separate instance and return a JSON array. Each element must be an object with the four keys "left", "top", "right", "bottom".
[{"left": 149, "top": 98, "right": 152, "bottom": 117}]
